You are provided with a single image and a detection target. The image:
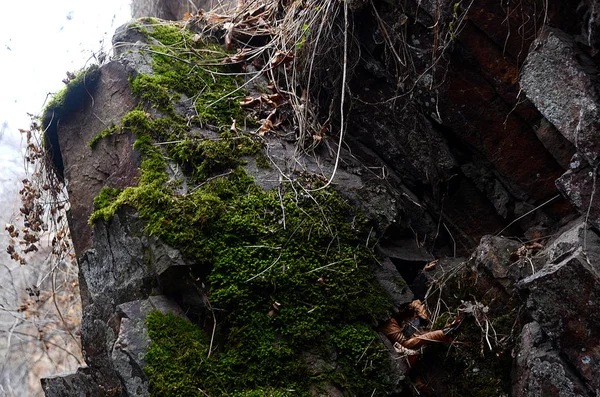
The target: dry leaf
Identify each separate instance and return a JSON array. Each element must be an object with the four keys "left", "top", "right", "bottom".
[
  {"left": 400, "top": 330, "right": 452, "bottom": 349},
  {"left": 393, "top": 342, "right": 419, "bottom": 356},
  {"left": 270, "top": 51, "right": 294, "bottom": 67},
  {"left": 380, "top": 318, "right": 404, "bottom": 344},
  {"left": 268, "top": 93, "right": 286, "bottom": 106},
  {"left": 265, "top": 108, "right": 278, "bottom": 123},
  {"left": 223, "top": 49, "right": 250, "bottom": 64},
  {"left": 207, "top": 13, "right": 229, "bottom": 23},
  {"left": 409, "top": 299, "right": 430, "bottom": 321},
  {"left": 230, "top": 119, "right": 237, "bottom": 133},
  {"left": 240, "top": 97, "right": 260, "bottom": 108},
  {"left": 258, "top": 119, "right": 274, "bottom": 136},
  {"left": 183, "top": 12, "right": 193, "bottom": 20},
  {"left": 424, "top": 260, "right": 437, "bottom": 271}
]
